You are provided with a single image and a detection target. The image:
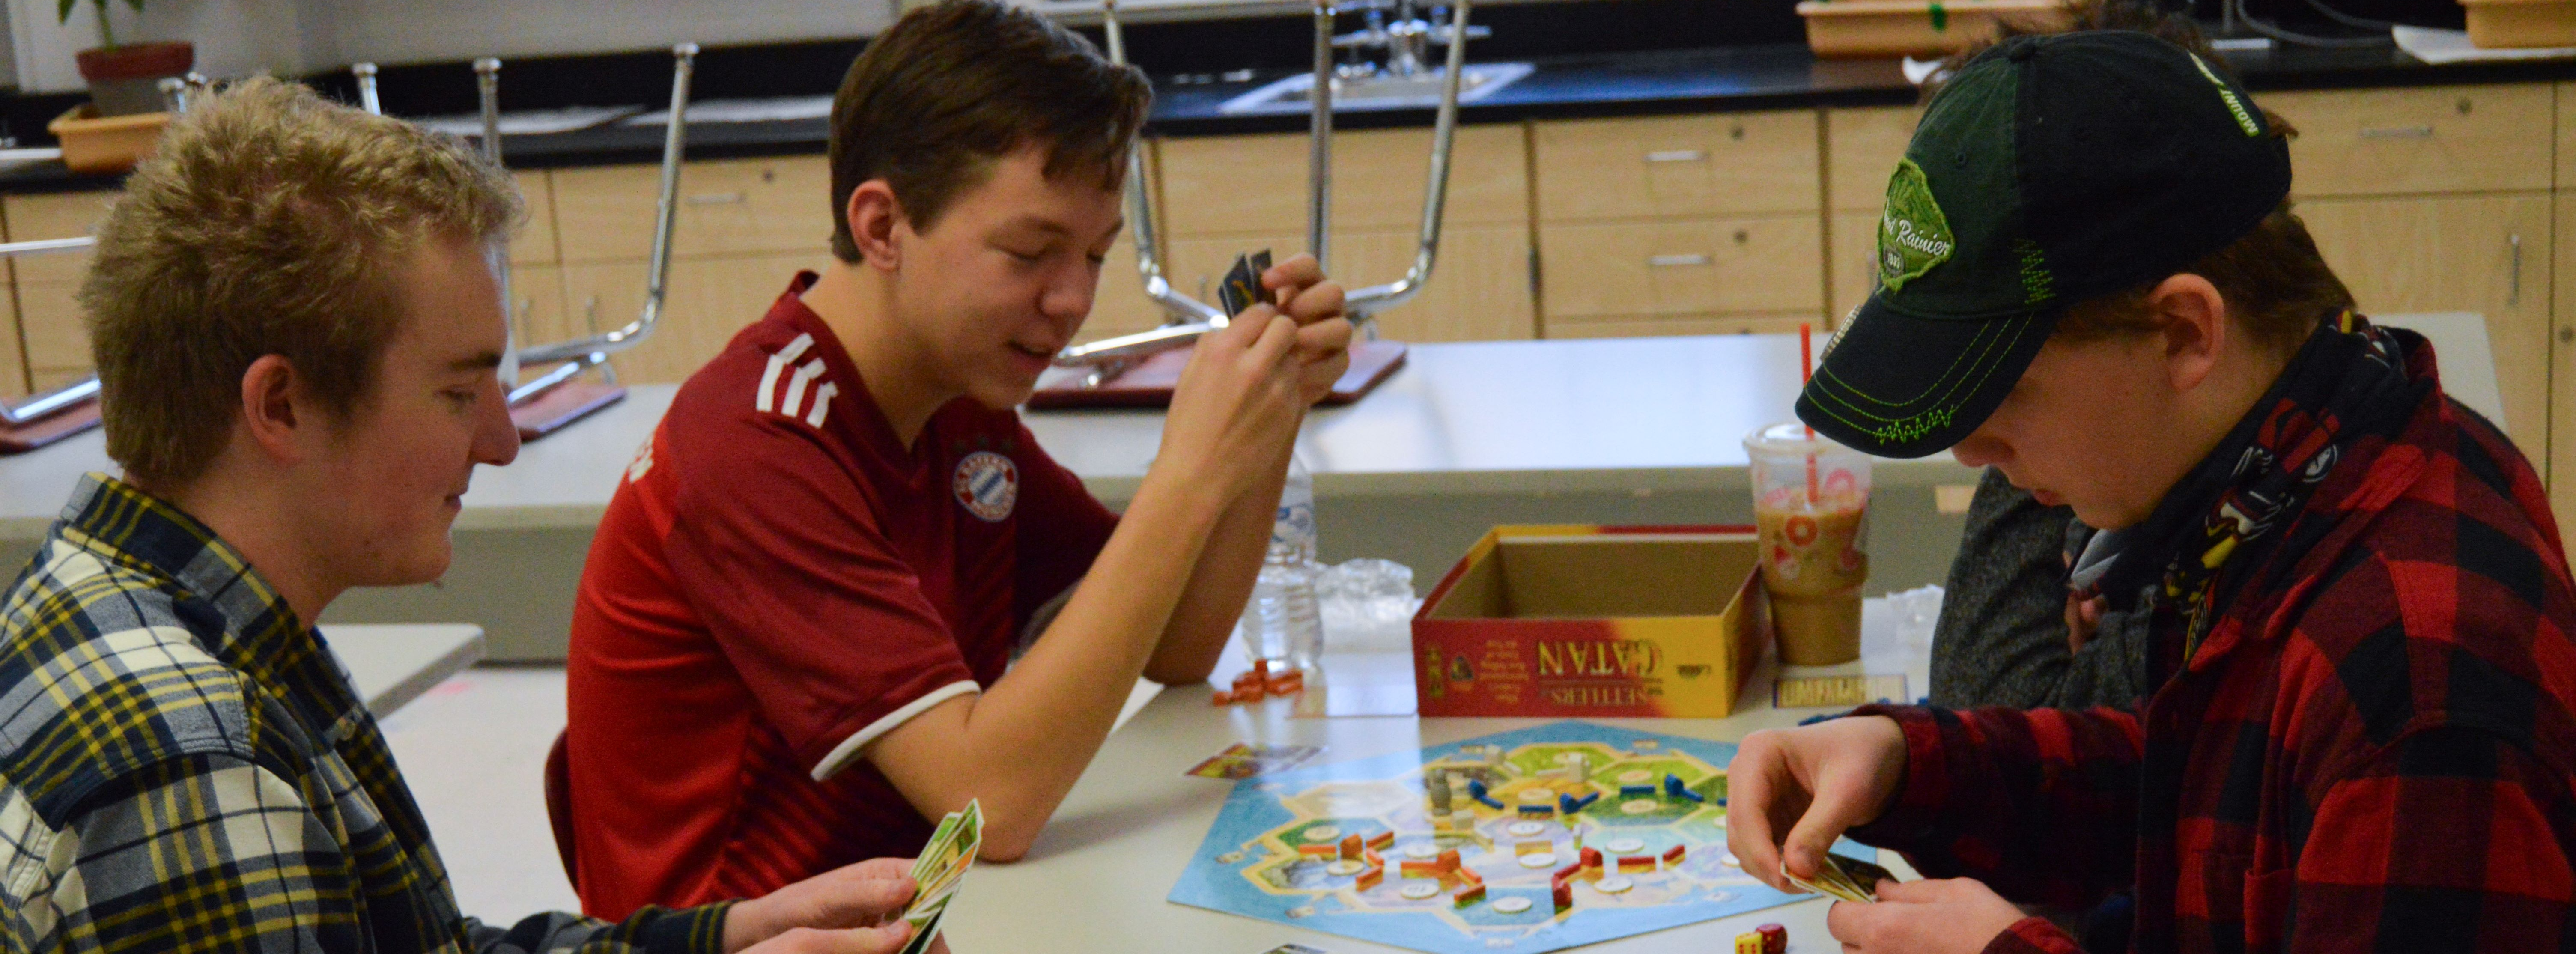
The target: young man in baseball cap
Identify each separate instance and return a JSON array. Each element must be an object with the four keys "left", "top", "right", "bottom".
[{"left": 1730, "top": 30, "right": 2576, "bottom": 953}]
